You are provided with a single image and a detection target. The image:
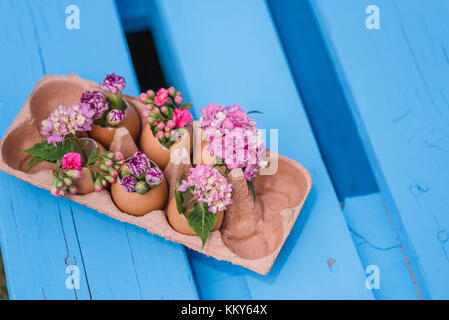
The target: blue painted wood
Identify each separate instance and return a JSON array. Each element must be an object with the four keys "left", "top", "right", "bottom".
[
  {"left": 343, "top": 193, "right": 420, "bottom": 299},
  {"left": 0, "top": 0, "right": 197, "bottom": 300},
  {"left": 115, "top": 0, "right": 149, "bottom": 33},
  {"left": 279, "top": 0, "right": 449, "bottom": 299},
  {"left": 268, "top": 0, "right": 423, "bottom": 300},
  {"left": 147, "top": 0, "right": 373, "bottom": 299},
  {"left": 268, "top": 0, "right": 379, "bottom": 201}
]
